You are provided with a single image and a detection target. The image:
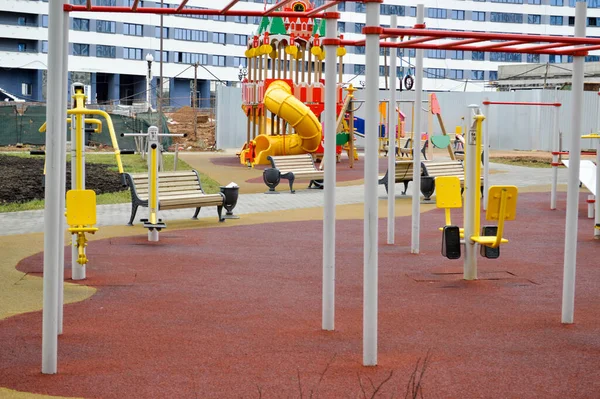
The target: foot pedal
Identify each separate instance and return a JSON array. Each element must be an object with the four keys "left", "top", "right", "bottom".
[
  {"left": 143, "top": 218, "right": 166, "bottom": 231},
  {"left": 442, "top": 225, "right": 461, "bottom": 260},
  {"left": 480, "top": 225, "right": 500, "bottom": 259}
]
